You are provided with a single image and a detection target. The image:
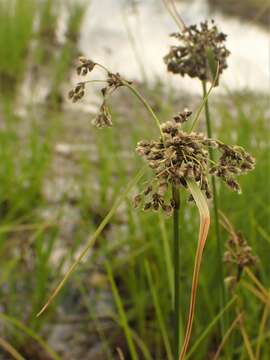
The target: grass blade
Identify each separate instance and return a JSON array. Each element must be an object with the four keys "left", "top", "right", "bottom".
[
  {"left": 0, "top": 337, "right": 25, "bottom": 360},
  {"left": 179, "top": 180, "right": 210, "bottom": 360},
  {"left": 239, "top": 316, "right": 256, "bottom": 360},
  {"left": 213, "top": 313, "right": 242, "bottom": 360},
  {"left": 186, "top": 296, "right": 237, "bottom": 359},
  {"left": 241, "top": 281, "right": 270, "bottom": 306},
  {"left": 106, "top": 261, "right": 139, "bottom": 360},
  {"left": 245, "top": 268, "right": 269, "bottom": 299},
  {"left": 116, "top": 347, "right": 126, "bottom": 360},
  {"left": 37, "top": 167, "right": 145, "bottom": 316},
  {"left": 162, "top": 0, "right": 186, "bottom": 32},
  {"left": 145, "top": 261, "right": 173, "bottom": 360},
  {"left": 0, "top": 314, "right": 60, "bottom": 360},
  {"left": 255, "top": 302, "right": 269, "bottom": 359}
]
